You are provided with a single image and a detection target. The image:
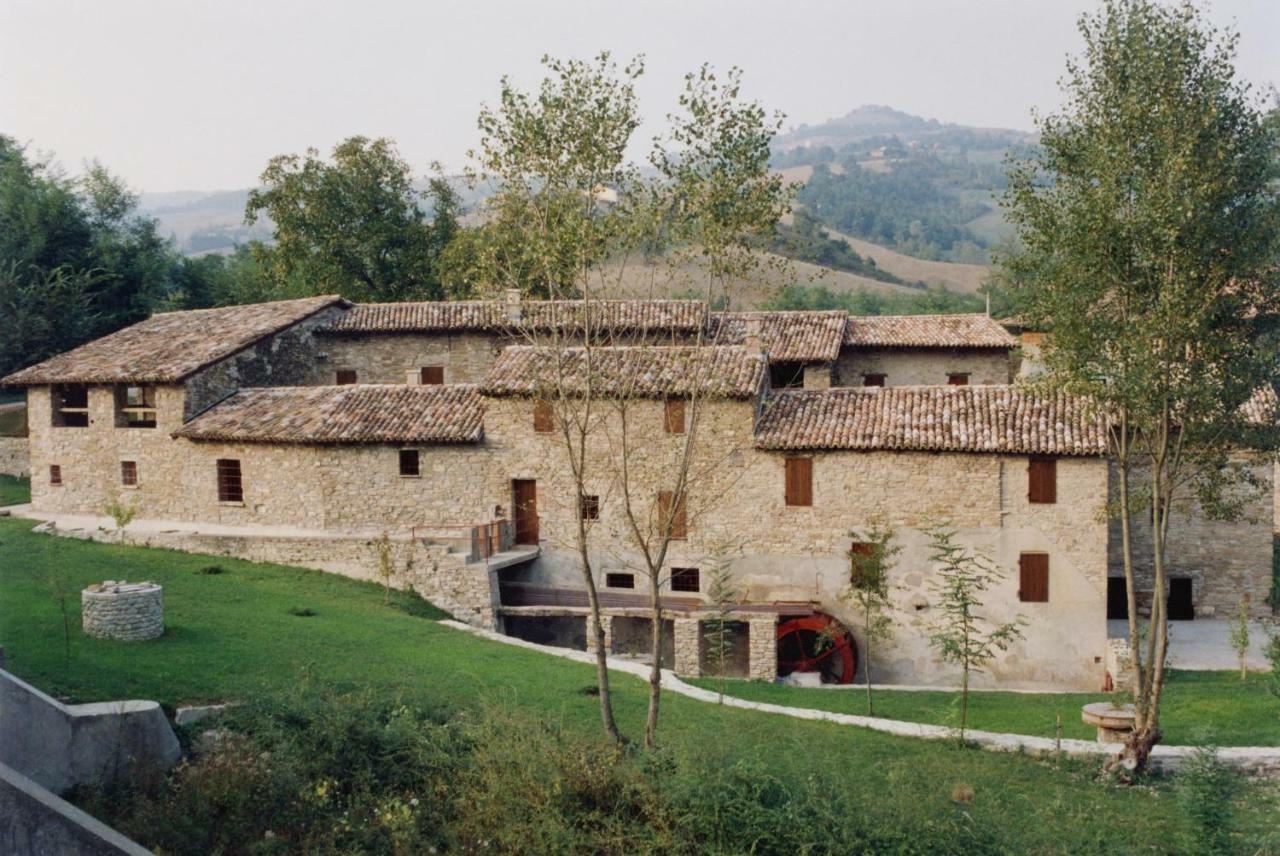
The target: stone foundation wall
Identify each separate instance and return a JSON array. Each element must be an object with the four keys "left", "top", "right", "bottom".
[
  {"left": 81, "top": 583, "right": 164, "bottom": 641},
  {"left": 834, "top": 347, "right": 1012, "bottom": 387},
  {"left": 0, "top": 436, "right": 28, "bottom": 478}
]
